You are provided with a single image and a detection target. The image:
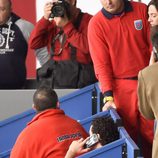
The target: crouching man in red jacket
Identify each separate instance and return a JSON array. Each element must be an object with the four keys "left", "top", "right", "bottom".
[{"left": 10, "top": 87, "right": 88, "bottom": 158}]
